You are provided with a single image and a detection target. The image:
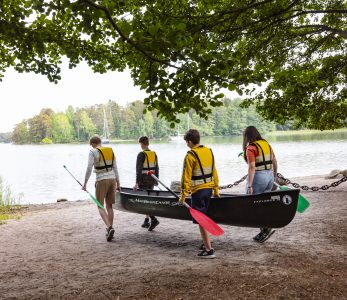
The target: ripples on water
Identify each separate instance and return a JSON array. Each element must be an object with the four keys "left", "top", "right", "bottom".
[{"left": 1, "top": 130, "right": 346, "bottom": 204}]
